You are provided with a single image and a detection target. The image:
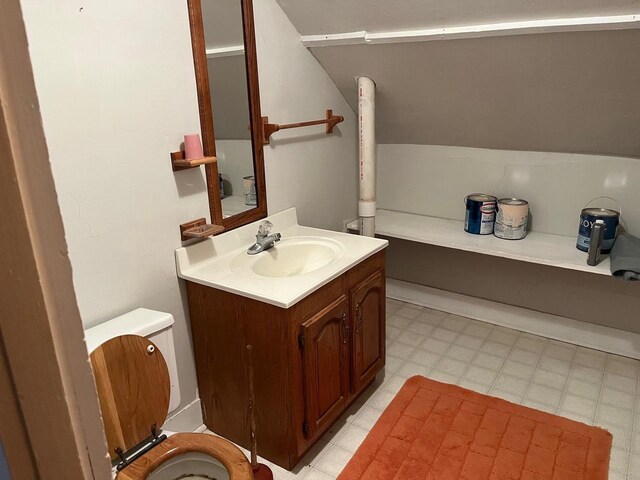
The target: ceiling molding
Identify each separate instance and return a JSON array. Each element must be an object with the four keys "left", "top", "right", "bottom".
[{"left": 301, "top": 14, "right": 640, "bottom": 47}]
